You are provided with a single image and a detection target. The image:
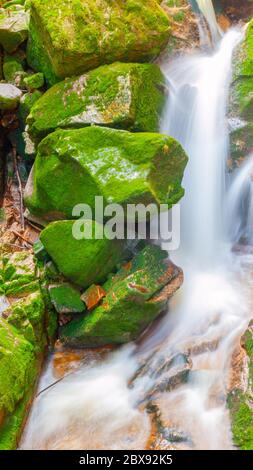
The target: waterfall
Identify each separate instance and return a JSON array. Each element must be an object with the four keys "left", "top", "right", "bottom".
[
  {"left": 161, "top": 29, "right": 242, "bottom": 267},
  {"left": 196, "top": 0, "right": 223, "bottom": 43},
  {"left": 20, "top": 4, "right": 253, "bottom": 451},
  {"left": 226, "top": 154, "right": 253, "bottom": 246}
]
